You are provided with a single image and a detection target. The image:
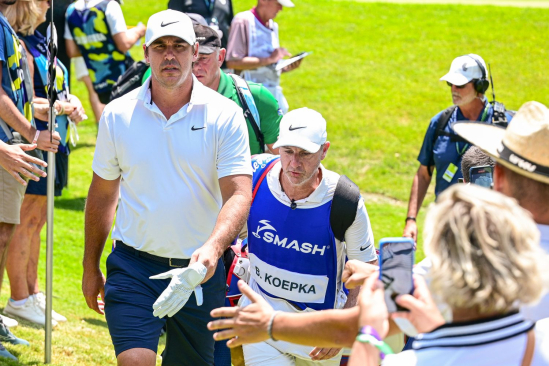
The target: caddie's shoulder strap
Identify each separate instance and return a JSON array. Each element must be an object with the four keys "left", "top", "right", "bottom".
[
  {"left": 252, "top": 157, "right": 279, "bottom": 204},
  {"left": 330, "top": 175, "right": 361, "bottom": 242},
  {"left": 433, "top": 106, "right": 469, "bottom": 143},
  {"left": 229, "top": 73, "right": 265, "bottom": 152}
]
